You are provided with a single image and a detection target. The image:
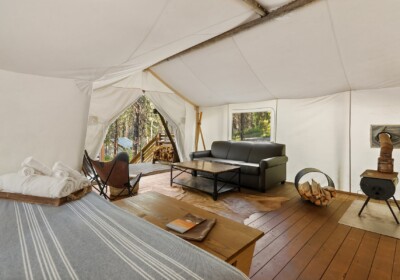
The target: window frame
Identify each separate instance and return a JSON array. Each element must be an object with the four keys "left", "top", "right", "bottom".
[{"left": 228, "top": 106, "right": 276, "bottom": 142}]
